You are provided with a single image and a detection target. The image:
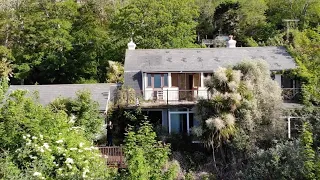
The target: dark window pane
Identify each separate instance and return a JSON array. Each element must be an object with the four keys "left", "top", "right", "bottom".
[
  {"left": 154, "top": 74, "right": 161, "bottom": 88},
  {"left": 147, "top": 74, "right": 152, "bottom": 86},
  {"left": 164, "top": 74, "right": 168, "bottom": 86}
]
